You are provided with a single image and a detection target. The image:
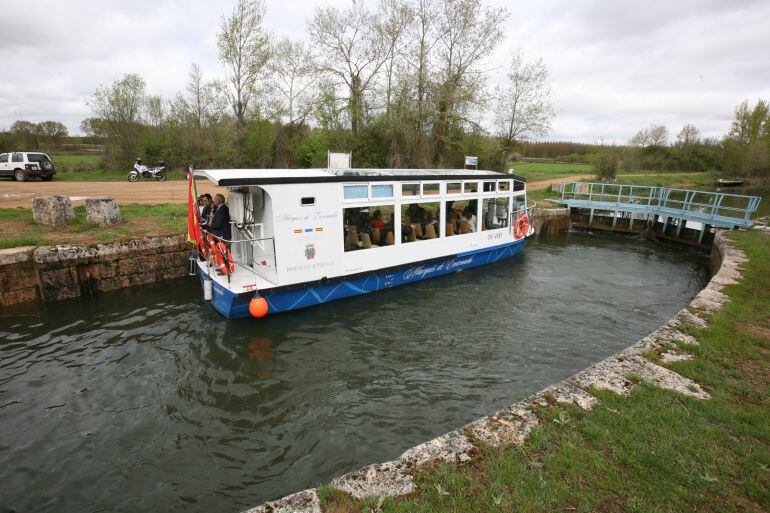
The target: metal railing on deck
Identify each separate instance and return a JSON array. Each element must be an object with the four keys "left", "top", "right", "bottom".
[
  {"left": 559, "top": 182, "right": 761, "bottom": 228},
  {"left": 201, "top": 230, "right": 277, "bottom": 283}
]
